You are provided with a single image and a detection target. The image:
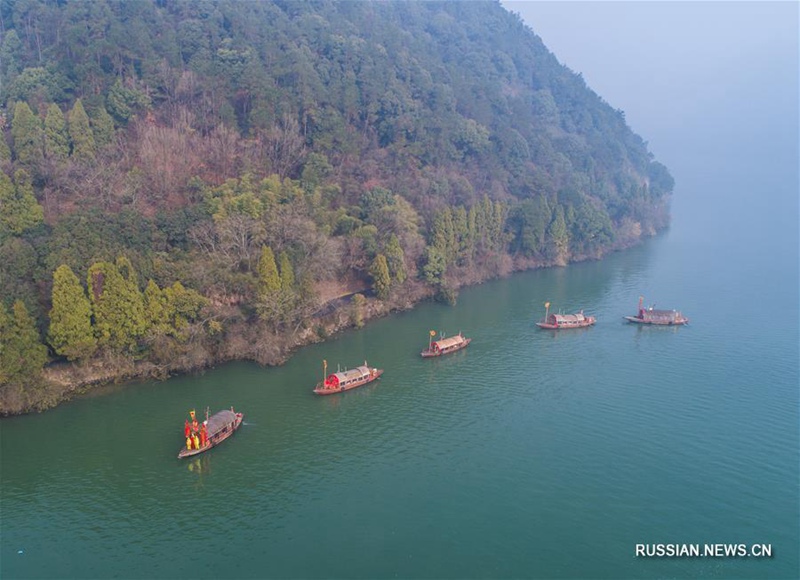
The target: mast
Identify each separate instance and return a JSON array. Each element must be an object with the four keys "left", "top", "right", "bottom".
[
  {"left": 429, "top": 329, "right": 435, "bottom": 350},
  {"left": 544, "top": 301, "right": 550, "bottom": 322},
  {"left": 323, "top": 359, "right": 327, "bottom": 384}
]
